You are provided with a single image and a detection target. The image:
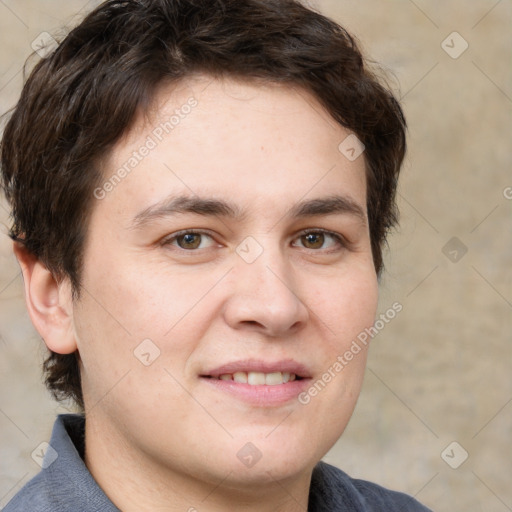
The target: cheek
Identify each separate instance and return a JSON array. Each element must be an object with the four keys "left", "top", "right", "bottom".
[
  {"left": 76, "top": 246, "right": 204, "bottom": 336},
  {"left": 303, "top": 265, "right": 377, "bottom": 398},
  {"left": 72, "top": 252, "right": 224, "bottom": 377},
  {"left": 309, "top": 265, "right": 379, "bottom": 346}
]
